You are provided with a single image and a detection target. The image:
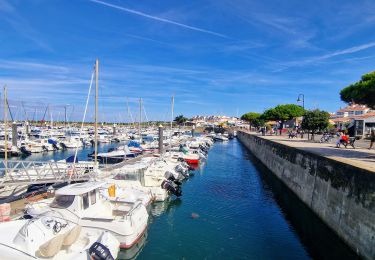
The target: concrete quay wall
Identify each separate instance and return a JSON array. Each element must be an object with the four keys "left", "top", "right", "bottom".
[{"left": 237, "top": 131, "right": 375, "bottom": 259}]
